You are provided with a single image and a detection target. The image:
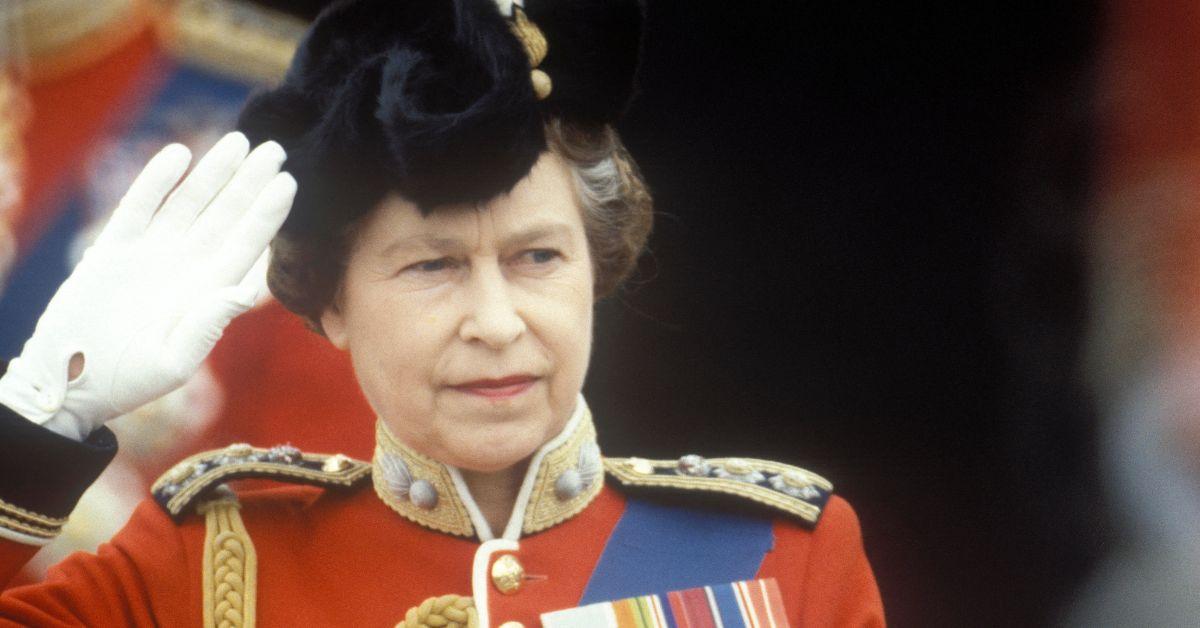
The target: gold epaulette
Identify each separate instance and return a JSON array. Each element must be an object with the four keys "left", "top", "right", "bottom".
[
  {"left": 603, "top": 455, "right": 834, "bottom": 528},
  {"left": 152, "top": 443, "right": 371, "bottom": 520}
]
